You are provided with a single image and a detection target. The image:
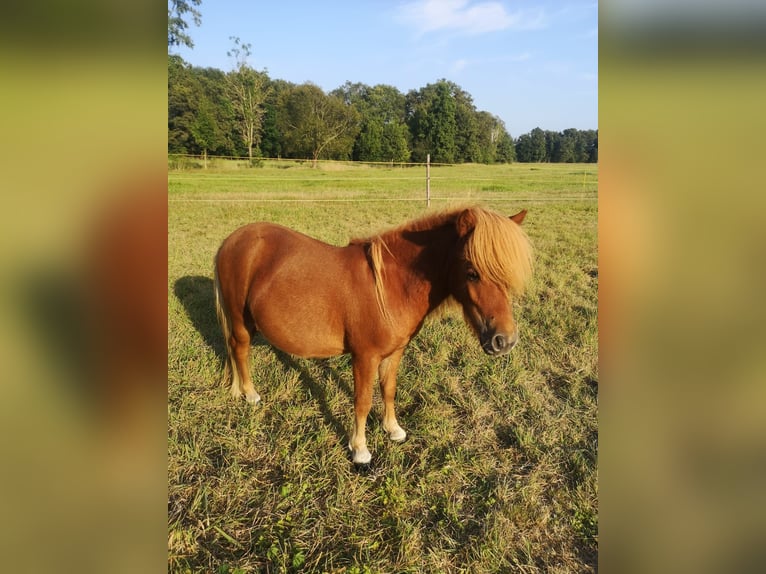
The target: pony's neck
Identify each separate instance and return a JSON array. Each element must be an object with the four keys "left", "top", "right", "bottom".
[{"left": 380, "top": 218, "right": 458, "bottom": 316}]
